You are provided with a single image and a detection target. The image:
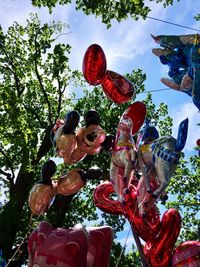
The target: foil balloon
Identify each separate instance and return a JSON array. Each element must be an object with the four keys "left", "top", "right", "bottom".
[
  {"left": 28, "top": 160, "right": 57, "bottom": 215},
  {"left": 28, "top": 221, "right": 113, "bottom": 267},
  {"left": 52, "top": 110, "right": 81, "bottom": 164},
  {"left": 122, "top": 183, "right": 161, "bottom": 242},
  {"left": 137, "top": 118, "right": 188, "bottom": 199},
  {"left": 57, "top": 168, "right": 103, "bottom": 196},
  {"left": 136, "top": 170, "right": 160, "bottom": 217},
  {"left": 93, "top": 181, "right": 123, "bottom": 215},
  {"left": 82, "top": 44, "right": 107, "bottom": 85},
  {"left": 190, "top": 35, "right": 200, "bottom": 110},
  {"left": 151, "top": 34, "right": 197, "bottom": 49},
  {"left": 52, "top": 110, "right": 106, "bottom": 165},
  {"left": 172, "top": 241, "right": 200, "bottom": 266},
  {"left": 152, "top": 33, "right": 200, "bottom": 110},
  {"left": 93, "top": 181, "right": 161, "bottom": 242},
  {"left": 57, "top": 169, "right": 86, "bottom": 196},
  {"left": 196, "top": 139, "right": 200, "bottom": 146},
  {"left": 29, "top": 184, "right": 56, "bottom": 215},
  {"left": 76, "top": 124, "right": 106, "bottom": 155},
  {"left": 110, "top": 102, "right": 146, "bottom": 202},
  {"left": 144, "top": 208, "right": 181, "bottom": 267},
  {"left": 101, "top": 70, "right": 135, "bottom": 104}
]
